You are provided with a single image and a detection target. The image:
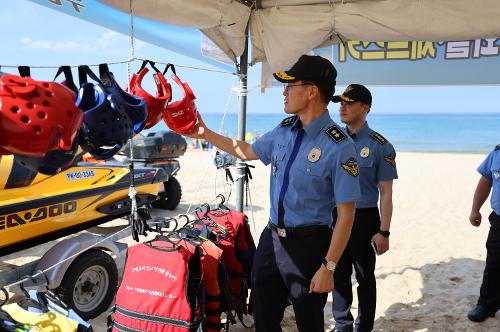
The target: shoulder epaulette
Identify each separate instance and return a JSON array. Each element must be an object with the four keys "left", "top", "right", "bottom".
[
  {"left": 495, "top": 144, "right": 500, "bottom": 150},
  {"left": 325, "top": 125, "right": 346, "bottom": 143},
  {"left": 280, "top": 115, "right": 297, "bottom": 127},
  {"left": 370, "top": 131, "right": 387, "bottom": 145}
]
